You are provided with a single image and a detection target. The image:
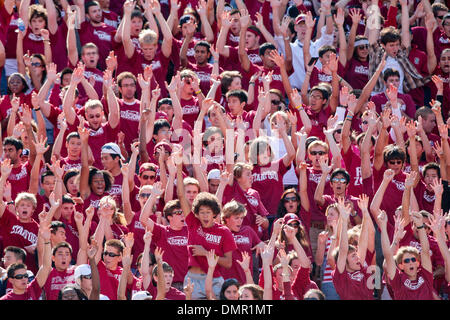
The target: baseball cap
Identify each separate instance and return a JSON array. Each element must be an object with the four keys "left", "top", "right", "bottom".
[
  {"left": 295, "top": 14, "right": 306, "bottom": 24},
  {"left": 207, "top": 169, "right": 221, "bottom": 180},
  {"left": 153, "top": 141, "right": 172, "bottom": 155},
  {"left": 155, "top": 111, "right": 169, "bottom": 120},
  {"left": 283, "top": 213, "right": 301, "bottom": 225},
  {"left": 101, "top": 142, "right": 125, "bottom": 160},
  {"left": 74, "top": 264, "right": 91, "bottom": 280},
  {"left": 132, "top": 290, "right": 153, "bottom": 300}
]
